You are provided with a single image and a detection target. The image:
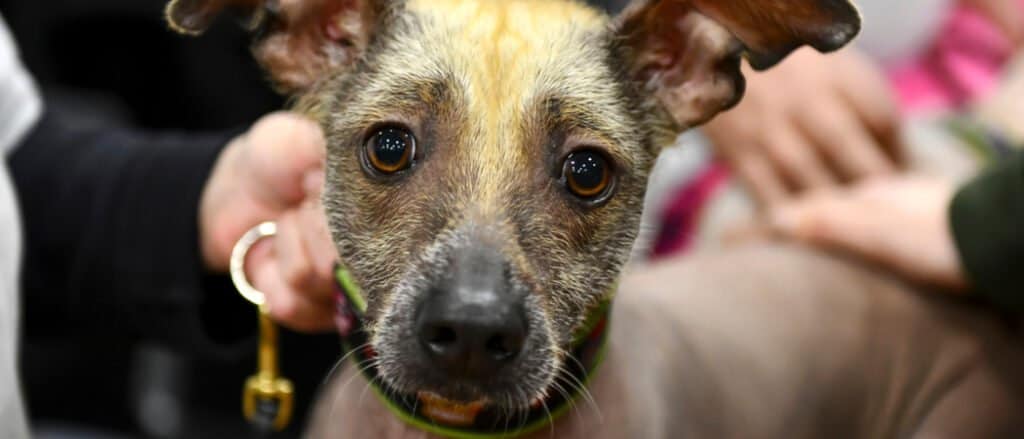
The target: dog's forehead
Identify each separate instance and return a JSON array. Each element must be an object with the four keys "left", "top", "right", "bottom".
[{"left": 367, "top": 0, "right": 637, "bottom": 159}]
